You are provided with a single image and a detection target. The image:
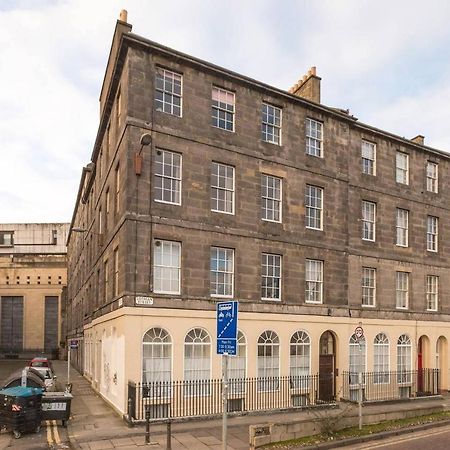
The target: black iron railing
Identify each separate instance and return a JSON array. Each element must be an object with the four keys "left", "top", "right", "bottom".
[
  {"left": 127, "top": 374, "right": 333, "bottom": 421},
  {"left": 341, "top": 369, "right": 440, "bottom": 402}
]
